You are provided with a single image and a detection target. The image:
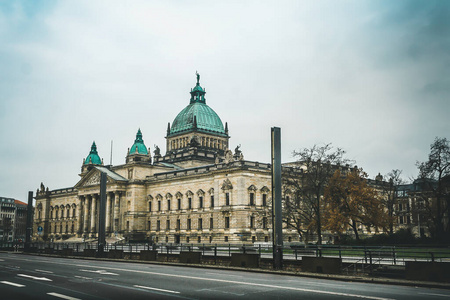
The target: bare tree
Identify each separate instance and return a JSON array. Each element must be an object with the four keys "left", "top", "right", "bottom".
[
  {"left": 416, "top": 137, "right": 450, "bottom": 241},
  {"left": 381, "top": 169, "right": 404, "bottom": 235},
  {"left": 283, "top": 144, "right": 352, "bottom": 245}
]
